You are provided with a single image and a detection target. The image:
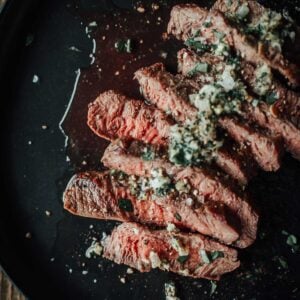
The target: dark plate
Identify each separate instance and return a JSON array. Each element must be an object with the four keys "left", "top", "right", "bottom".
[{"left": 0, "top": 0, "right": 300, "bottom": 299}]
